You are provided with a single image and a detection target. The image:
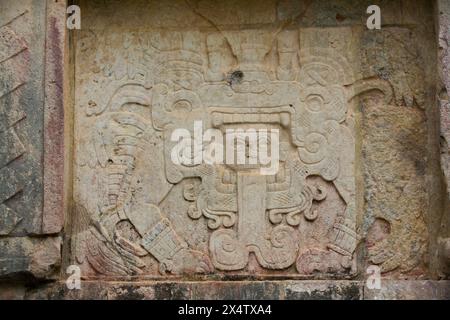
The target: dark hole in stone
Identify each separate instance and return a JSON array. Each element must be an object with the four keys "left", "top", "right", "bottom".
[{"left": 228, "top": 70, "right": 244, "bottom": 85}]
